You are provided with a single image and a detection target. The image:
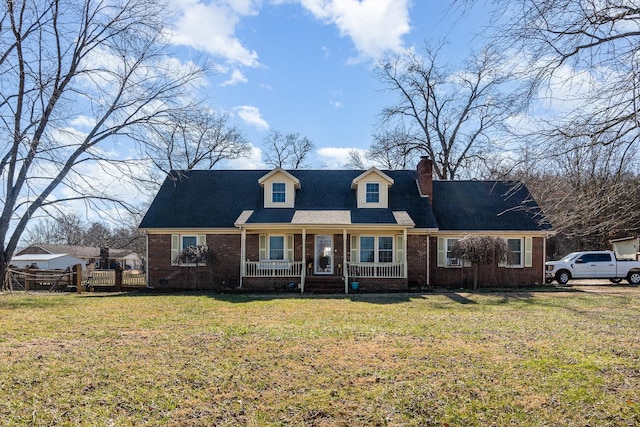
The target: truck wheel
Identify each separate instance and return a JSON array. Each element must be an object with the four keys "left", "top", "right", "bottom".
[
  {"left": 627, "top": 271, "right": 640, "bottom": 285},
  {"left": 609, "top": 278, "right": 622, "bottom": 284},
  {"left": 555, "top": 270, "right": 571, "bottom": 285}
]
